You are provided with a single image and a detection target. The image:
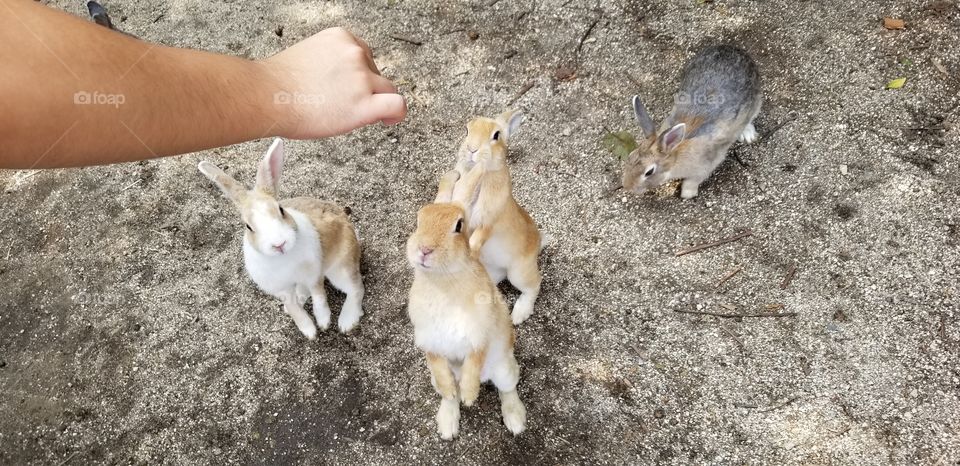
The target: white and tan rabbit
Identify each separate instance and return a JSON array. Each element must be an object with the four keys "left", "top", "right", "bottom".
[
  {"left": 453, "top": 110, "right": 545, "bottom": 325},
  {"left": 623, "top": 44, "right": 762, "bottom": 199},
  {"left": 406, "top": 169, "right": 526, "bottom": 440},
  {"left": 198, "top": 138, "right": 364, "bottom": 339}
]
